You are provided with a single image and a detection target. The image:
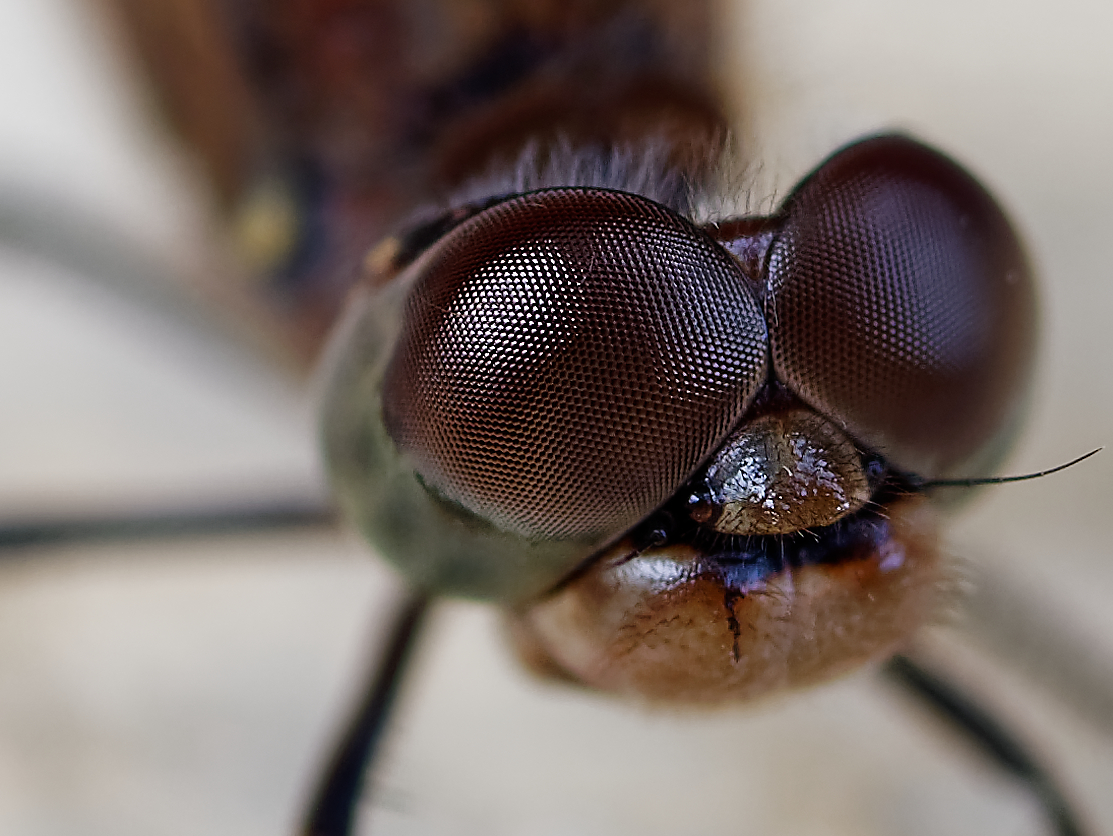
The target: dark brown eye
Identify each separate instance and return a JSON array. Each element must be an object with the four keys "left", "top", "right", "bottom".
[
  {"left": 766, "top": 134, "right": 1037, "bottom": 478},
  {"left": 382, "top": 188, "right": 768, "bottom": 541}
]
